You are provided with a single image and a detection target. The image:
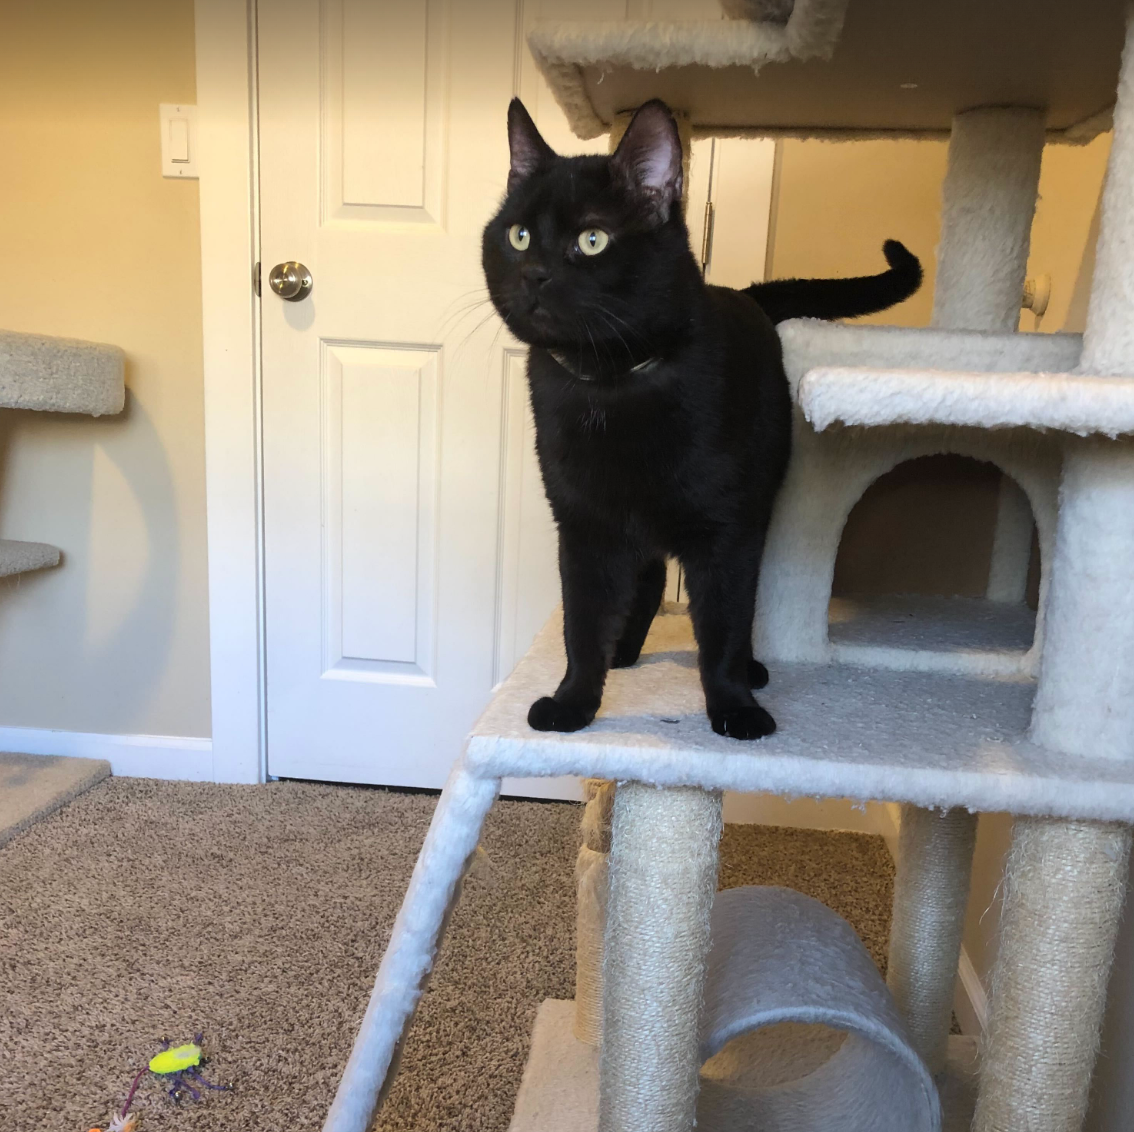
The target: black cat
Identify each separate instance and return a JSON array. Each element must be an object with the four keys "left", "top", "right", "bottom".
[{"left": 482, "top": 98, "right": 921, "bottom": 740}]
